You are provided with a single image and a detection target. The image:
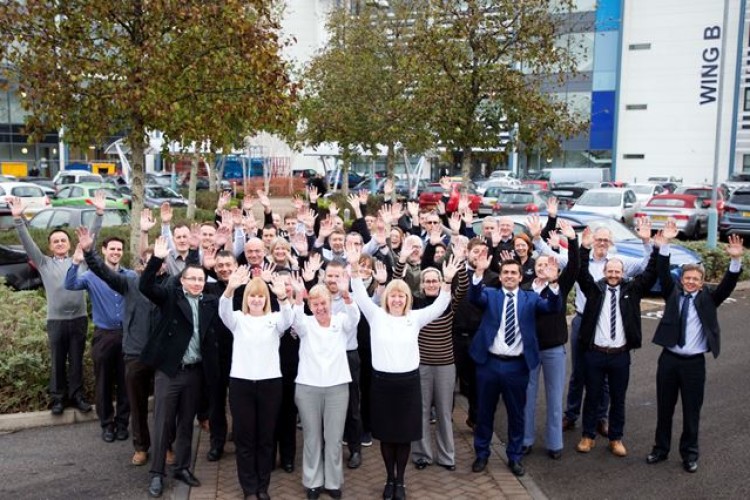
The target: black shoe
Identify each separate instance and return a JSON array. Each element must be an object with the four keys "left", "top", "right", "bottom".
[
  {"left": 306, "top": 488, "right": 321, "bottom": 499},
  {"left": 148, "top": 476, "right": 163, "bottom": 498},
  {"left": 646, "top": 451, "right": 668, "bottom": 464},
  {"left": 436, "top": 463, "right": 456, "bottom": 471},
  {"left": 683, "top": 460, "right": 698, "bottom": 473},
  {"left": 116, "top": 427, "right": 129, "bottom": 441},
  {"left": 207, "top": 447, "right": 223, "bottom": 462},
  {"left": 102, "top": 427, "right": 115, "bottom": 443},
  {"left": 348, "top": 451, "right": 362, "bottom": 469},
  {"left": 326, "top": 489, "right": 342, "bottom": 499},
  {"left": 562, "top": 416, "right": 576, "bottom": 431},
  {"left": 382, "top": 482, "right": 394, "bottom": 500},
  {"left": 393, "top": 484, "right": 406, "bottom": 500},
  {"left": 547, "top": 449, "right": 562, "bottom": 460},
  {"left": 508, "top": 460, "right": 525, "bottom": 477},
  {"left": 521, "top": 445, "right": 532, "bottom": 456},
  {"left": 414, "top": 458, "right": 430, "bottom": 470},
  {"left": 173, "top": 468, "right": 201, "bottom": 487},
  {"left": 51, "top": 400, "right": 64, "bottom": 416},
  {"left": 472, "top": 457, "right": 488, "bottom": 473},
  {"left": 257, "top": 492, "right": 271, "bottom": 500},
  {"left": 282, "top": 462, "right": 294, "bottom": 473},
  {"left": 73, "top": 396, "right": 92, "bottom": 413}
]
